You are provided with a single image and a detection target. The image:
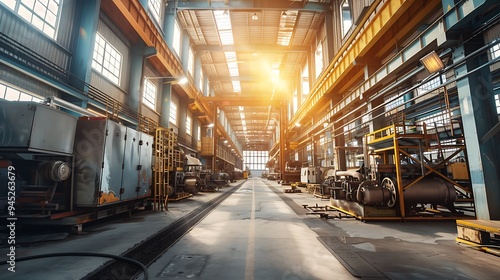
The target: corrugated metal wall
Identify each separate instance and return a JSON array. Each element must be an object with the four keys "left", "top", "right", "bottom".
[
  {"left": 0, "top": 1, "right": 77, "bottom": 97},
  {"left": 0, "top": 64, "right": 59, "bottom": 98},
  {"left": 0, "top": 3, "right": 74, "bottom": 72}
]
